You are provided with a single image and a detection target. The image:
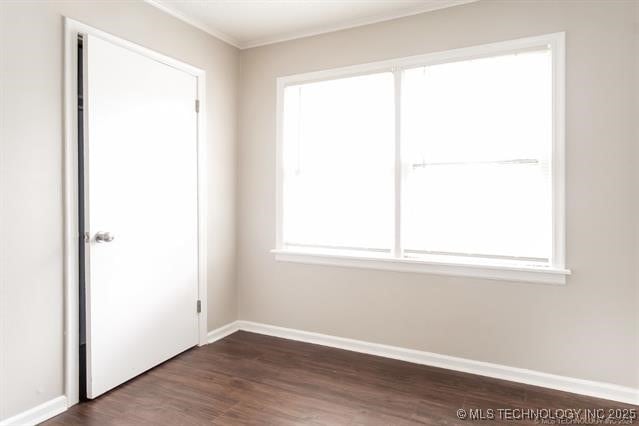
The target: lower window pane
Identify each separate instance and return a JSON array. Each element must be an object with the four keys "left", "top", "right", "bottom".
[{"left": 403, "top": 162, "right": 551, "bottom": 260}]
